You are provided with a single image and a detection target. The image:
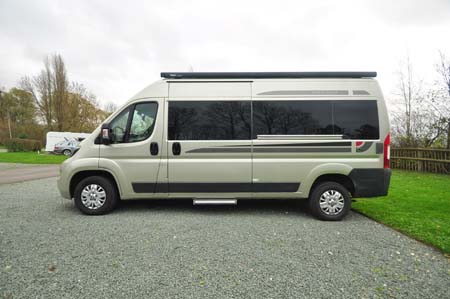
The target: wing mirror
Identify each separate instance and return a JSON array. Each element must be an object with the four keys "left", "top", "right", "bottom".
[{"left": 101, "top": 123, "right": 111, "bottom": 145}]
